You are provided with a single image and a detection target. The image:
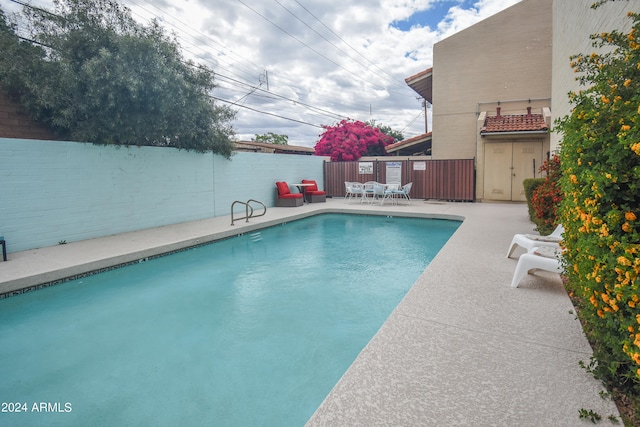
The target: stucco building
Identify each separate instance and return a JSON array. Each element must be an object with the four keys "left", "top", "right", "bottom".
[
  {"left": 550, "top": 0, "right": 640, "bottom": 151},
  {"left": 406, "top": 0, "right": 640, "bottom": 201}
]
